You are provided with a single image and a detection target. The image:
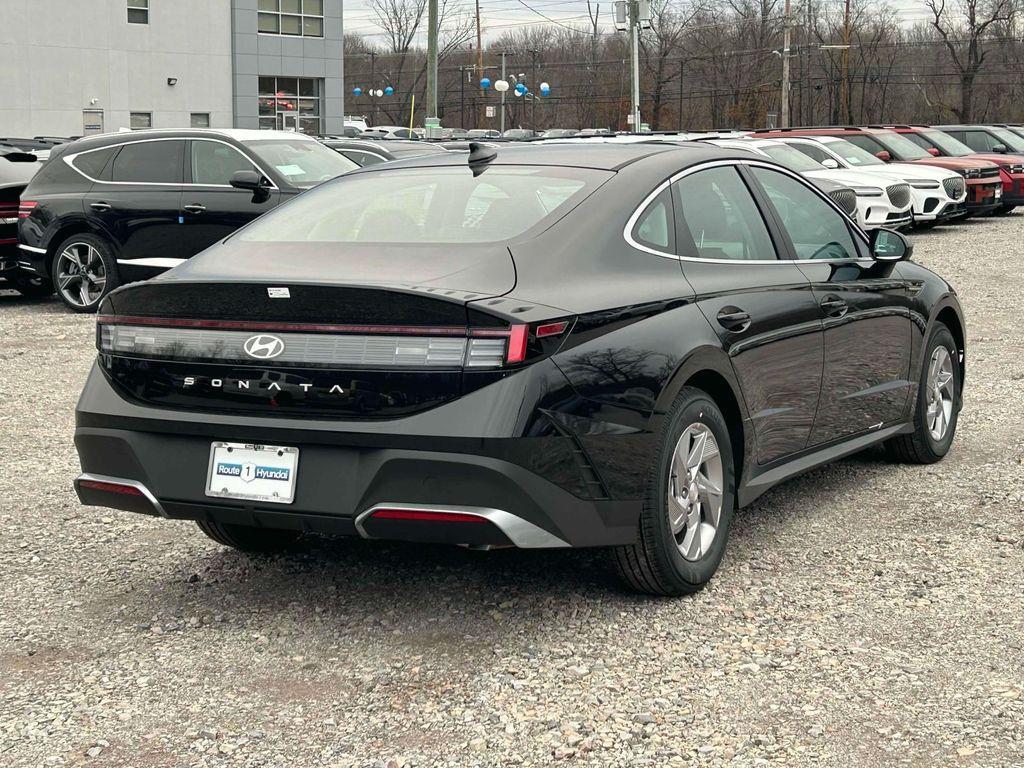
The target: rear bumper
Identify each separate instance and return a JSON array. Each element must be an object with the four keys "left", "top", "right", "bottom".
[{"left": 73, "top": 362, "right": 644, "bottom": 549}]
